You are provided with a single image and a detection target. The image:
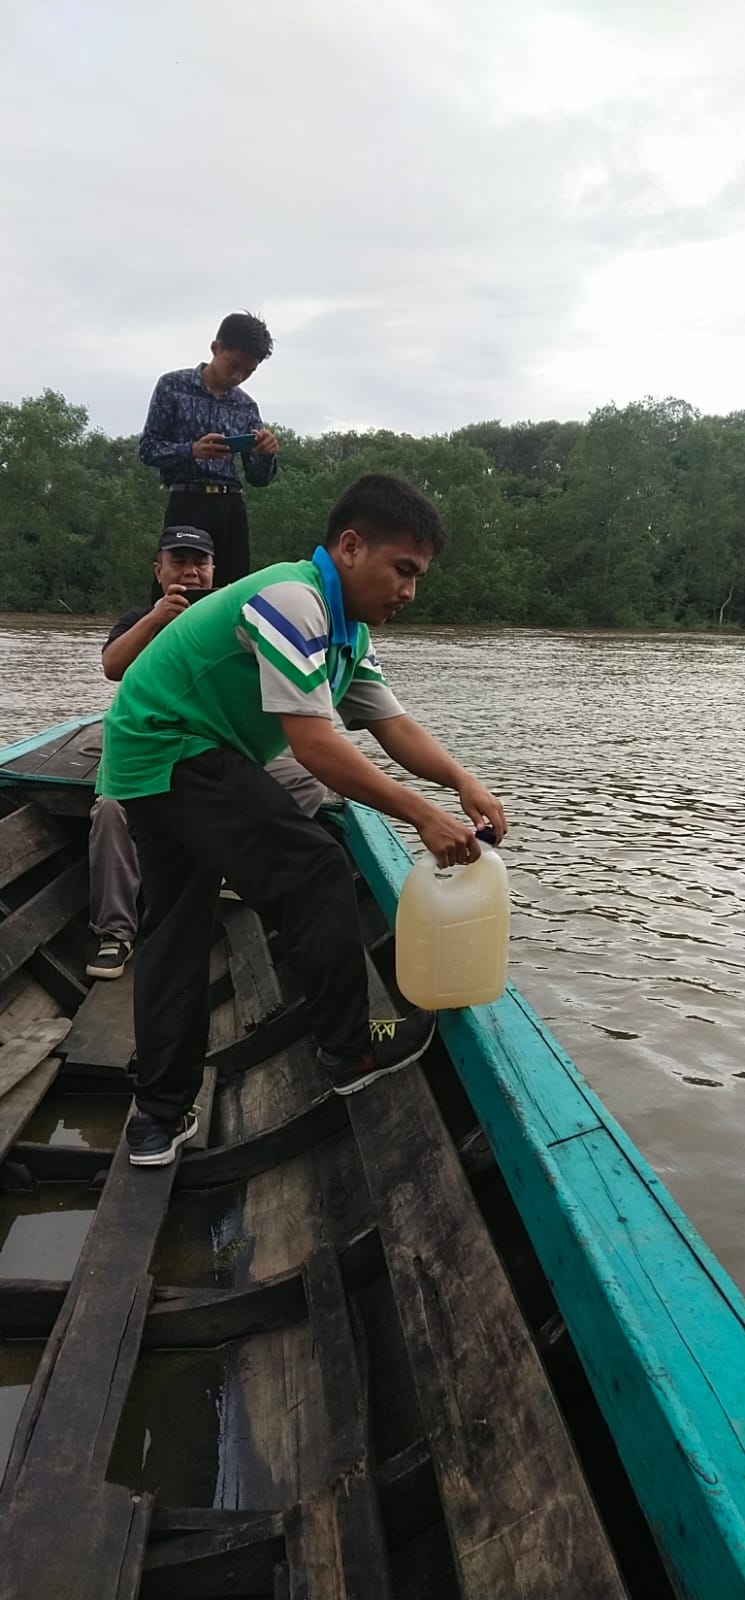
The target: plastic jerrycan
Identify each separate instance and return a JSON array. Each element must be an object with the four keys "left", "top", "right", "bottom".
[{"left": 395, "top": 826, "right": 510, "bottom": 1009}]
